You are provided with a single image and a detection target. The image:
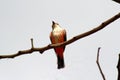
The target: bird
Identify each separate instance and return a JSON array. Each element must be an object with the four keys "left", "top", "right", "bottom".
[{"left": 50, "top": 21, "right": 67, "bottom": 69}]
